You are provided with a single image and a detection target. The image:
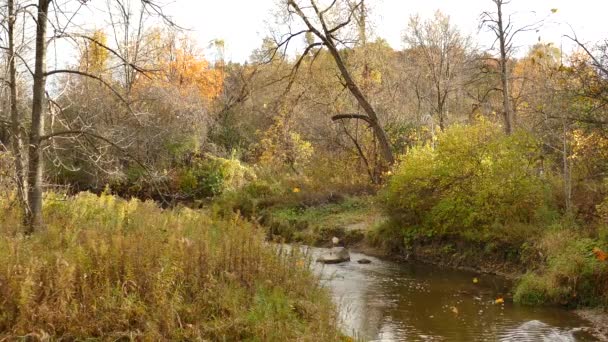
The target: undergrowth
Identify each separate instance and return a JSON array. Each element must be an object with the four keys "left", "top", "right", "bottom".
[
  {"left": 514, "top": 227, "right": 608, "bottom": 307},
  {"left": 0, "top": 192, "right": 343, "bottom": 341}
]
